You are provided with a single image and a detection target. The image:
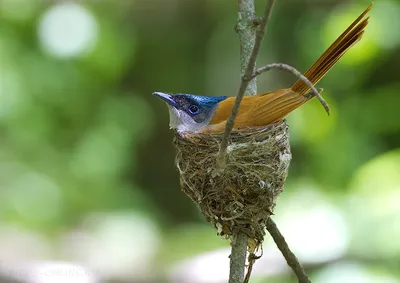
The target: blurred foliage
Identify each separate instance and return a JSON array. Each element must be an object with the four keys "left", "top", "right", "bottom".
[{"left": 0, "top": 0, "right": 400, "bottom": 282}]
